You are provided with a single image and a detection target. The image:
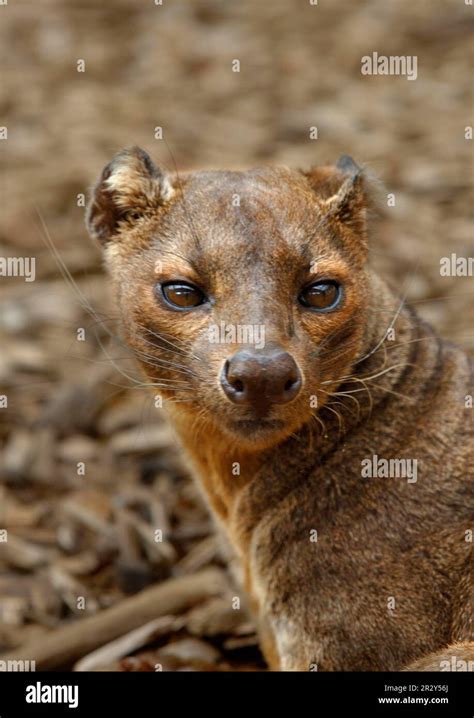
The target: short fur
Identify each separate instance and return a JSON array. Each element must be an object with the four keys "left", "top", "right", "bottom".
[{"left": 86, "top": 147, "right": 473, "bottom": 671}]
